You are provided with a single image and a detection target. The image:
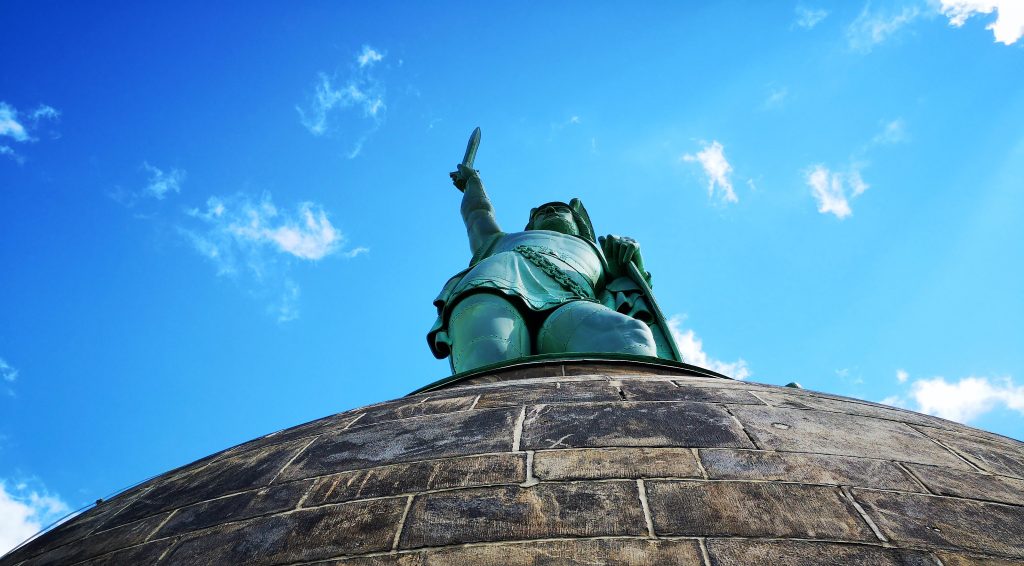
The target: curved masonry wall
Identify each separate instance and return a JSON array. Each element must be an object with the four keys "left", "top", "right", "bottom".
[{"left": 3, "top": 360, "right": 1024, "bottom": 565}]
